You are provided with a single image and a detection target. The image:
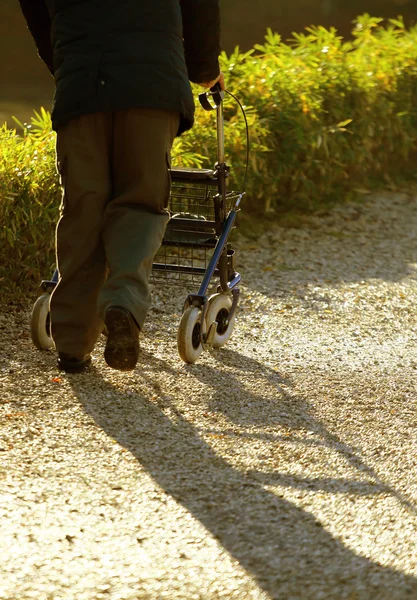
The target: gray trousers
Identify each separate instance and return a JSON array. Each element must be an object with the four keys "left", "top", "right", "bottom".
[{"left": 50, "top": 108, "right": 180, "bottom": 357}]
